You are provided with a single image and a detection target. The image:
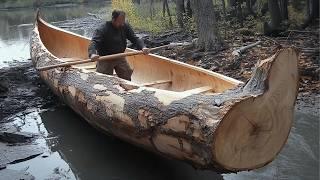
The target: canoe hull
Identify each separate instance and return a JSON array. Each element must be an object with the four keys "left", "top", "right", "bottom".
[{"left": 31, "top": 16, "right": 299, "bottom": 173}]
